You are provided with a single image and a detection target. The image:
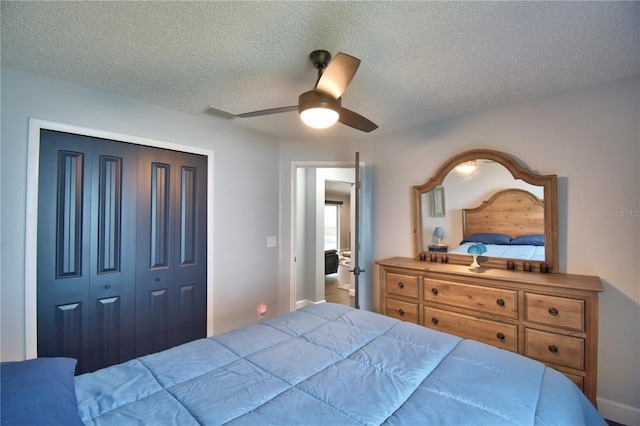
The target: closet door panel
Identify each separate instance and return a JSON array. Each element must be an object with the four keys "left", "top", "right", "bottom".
[
  {"left": 135, "top": 147, "right": 176, "bottom": 357},
  {"left": 38, "top": 132, "right": 92, "bottom": 373},
  {"left": 88, "top": 140, "right": 137, "bottom": 372},
  {"left": 173, "top": 152, "right": 207, "bottom": 346}
]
